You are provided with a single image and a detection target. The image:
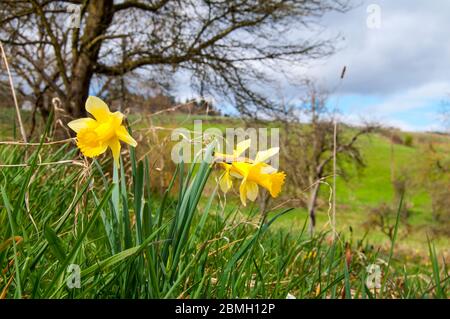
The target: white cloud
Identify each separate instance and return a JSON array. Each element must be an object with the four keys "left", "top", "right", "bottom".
[
  {"left": 365, "top": 82, "right": 450, "bottom": 114},
  {"left": 305, "top": 0, "right": 450, "bottom": 96},
  {"left": 172, "top": 1, "right": 450, "bottom": 131},
  {"left": 295, "top": 1, "right": 450, "bottom": 131}
]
